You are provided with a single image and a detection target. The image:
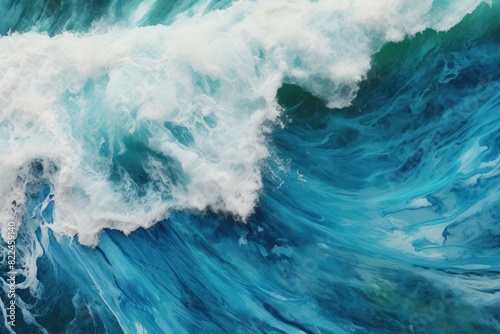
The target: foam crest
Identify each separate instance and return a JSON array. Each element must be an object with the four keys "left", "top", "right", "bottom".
[{"left": 0, "top": 0, "right": 488, "bottom": 245}]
